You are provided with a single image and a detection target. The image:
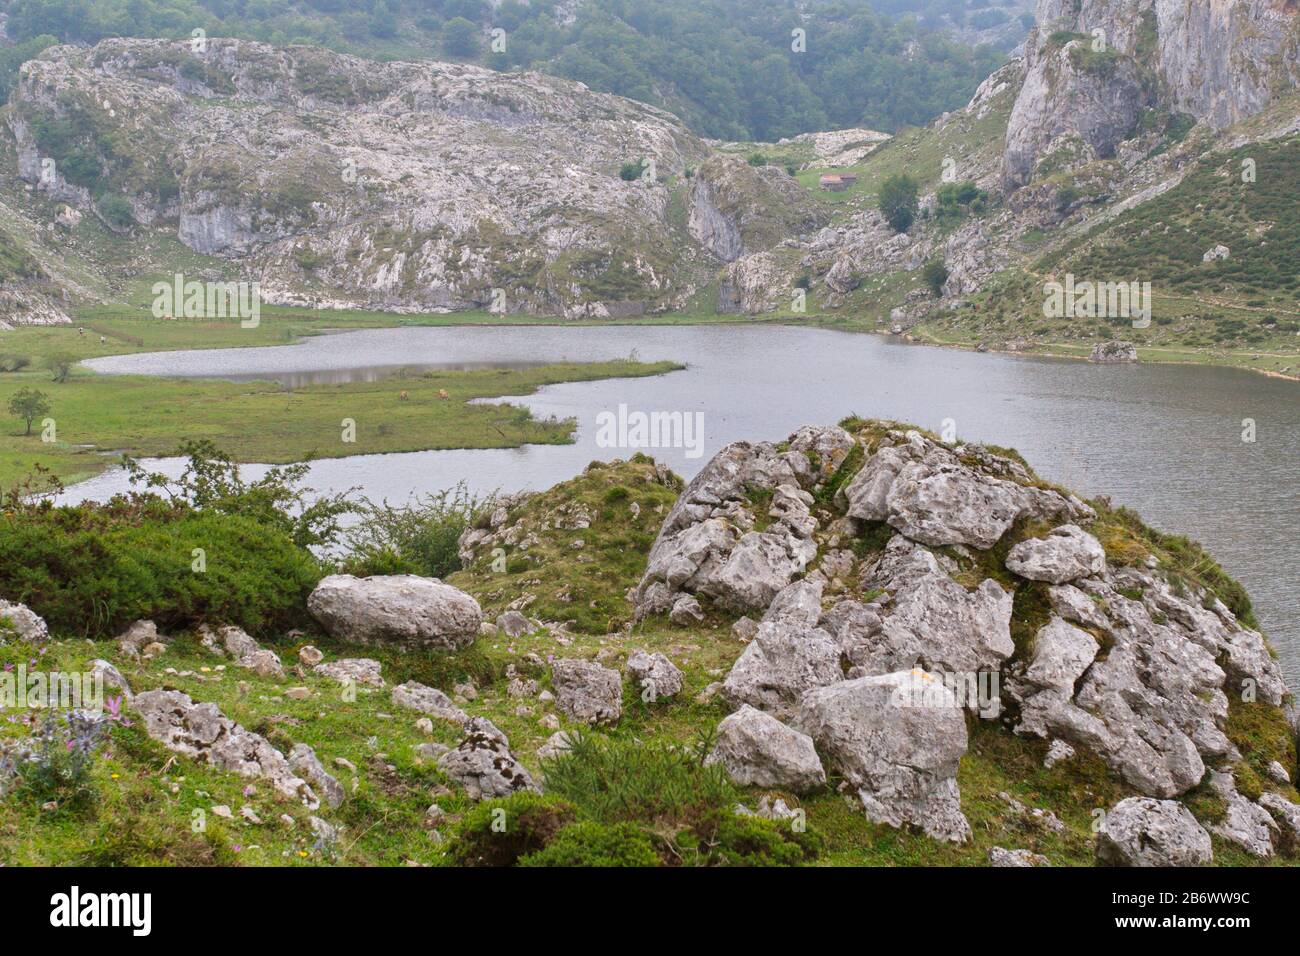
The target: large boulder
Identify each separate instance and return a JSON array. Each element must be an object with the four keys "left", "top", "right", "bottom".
[
  {"left": 437, "top": 717, "right": 538, "bottom": 800},
  {"left": 796, "top": 670, "right": 971, "bottom": 843},
  {"left": 1096, "top": 798, "right": 1213, "bottom": 867},
  {"left": 551, "top": 659, "right": 623, "bottom": 725},
  {"left": 705, "top": 705, "right": 826, "bottom": 792},
  {"left": 307, "top": 574, "right": 481, "bottom": 650},
  {"left": 1005, "top": 524, "right": 1106, "bottom": 584}
]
